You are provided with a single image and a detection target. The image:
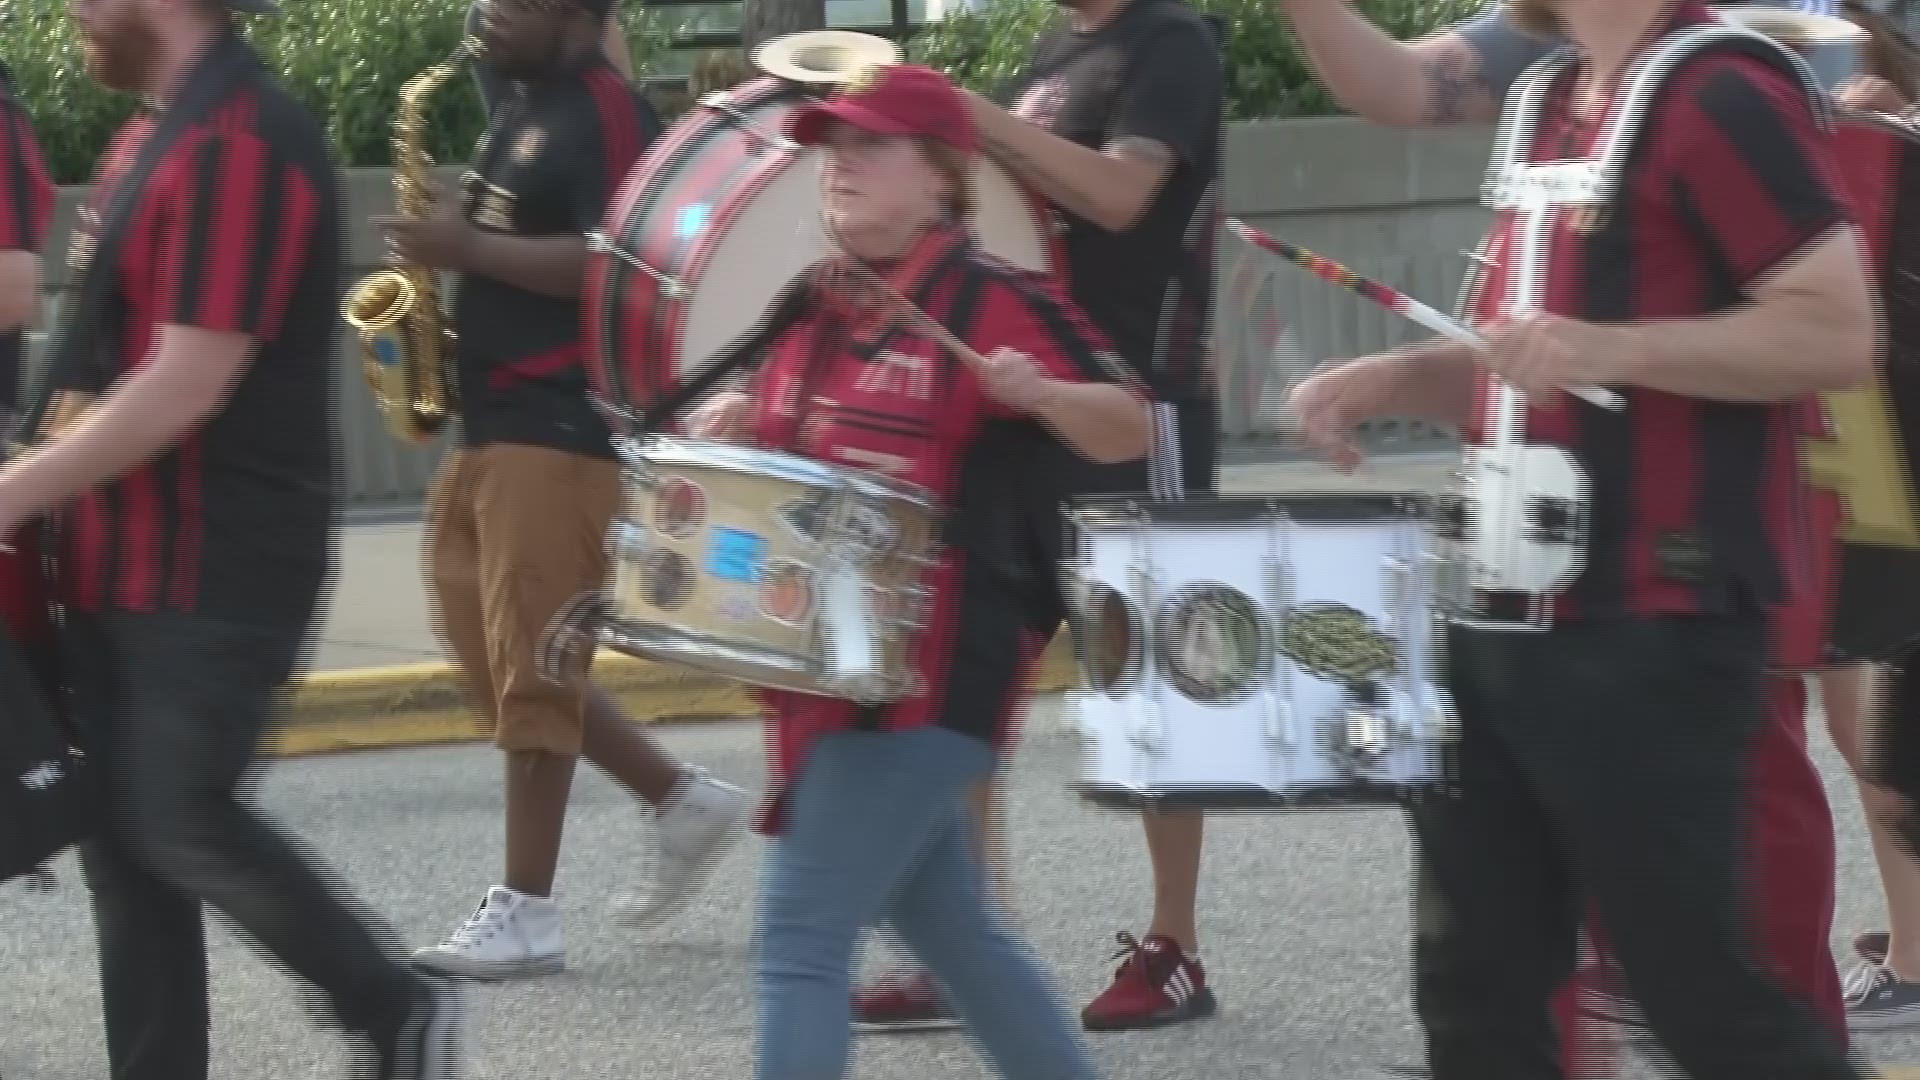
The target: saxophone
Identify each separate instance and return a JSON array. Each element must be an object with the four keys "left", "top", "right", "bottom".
[{"left": 342, "top": 36, "right": 482, "bottom": 444}]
